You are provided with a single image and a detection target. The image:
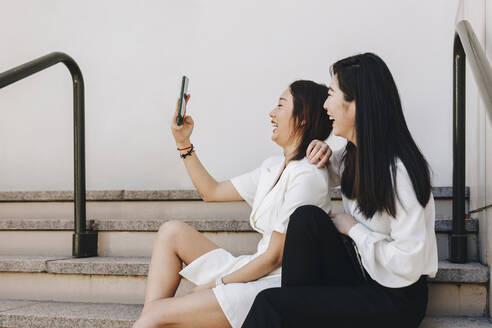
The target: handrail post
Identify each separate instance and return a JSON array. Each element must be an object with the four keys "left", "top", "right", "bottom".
[
  {"left": 0, "top": 52, "right": 97, "bottom": 257},
  {"left": 69, "top": 58, "right": 98, "bottom": 258},
  {"left": 450, "top": 35, "right": 467, "bottom": 263}
]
